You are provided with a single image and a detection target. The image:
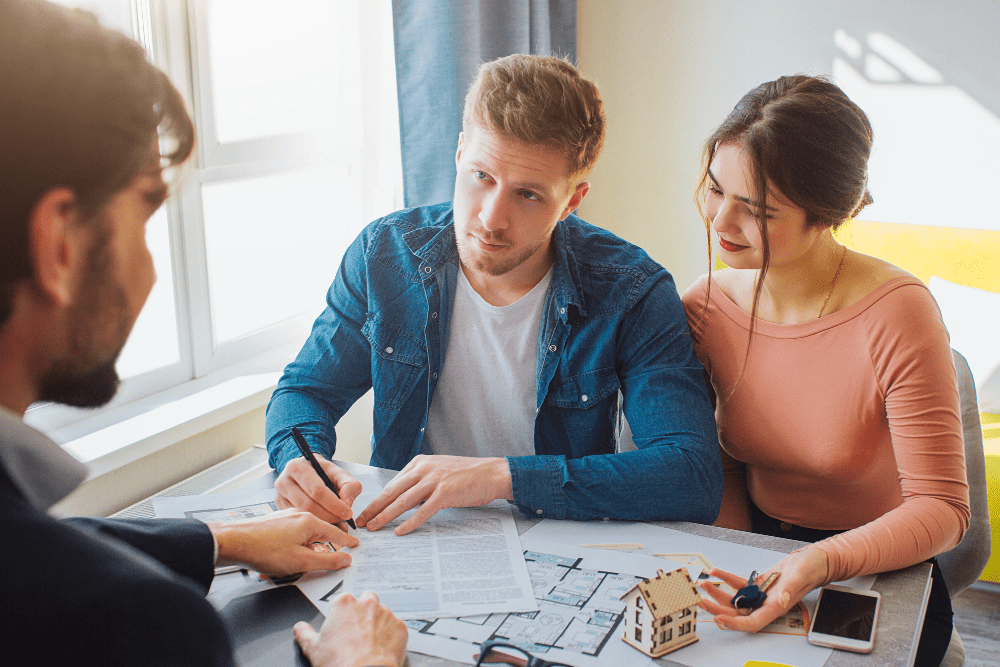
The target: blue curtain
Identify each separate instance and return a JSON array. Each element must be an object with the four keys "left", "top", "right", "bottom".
[{"left": 392, "top": 0, "right": 577, "bottom": 208}]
